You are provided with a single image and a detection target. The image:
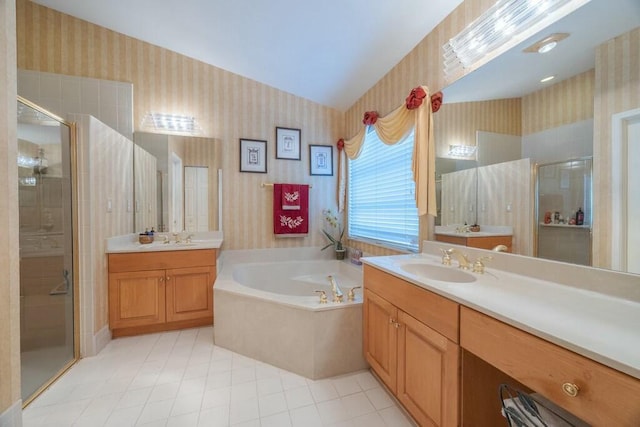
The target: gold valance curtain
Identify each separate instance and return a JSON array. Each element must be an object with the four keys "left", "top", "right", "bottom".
[{"left": 337, "top": 85, "right": 437, "bottom": 217}]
